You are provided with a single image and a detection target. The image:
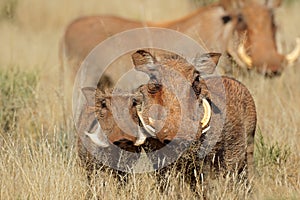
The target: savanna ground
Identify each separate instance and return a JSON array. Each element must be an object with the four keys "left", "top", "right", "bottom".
[{"left": 0, "top": 0, "right": 299, "bottom": 199}]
